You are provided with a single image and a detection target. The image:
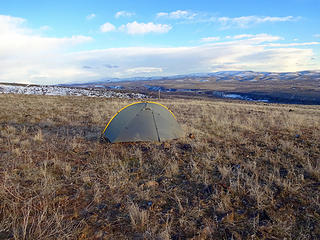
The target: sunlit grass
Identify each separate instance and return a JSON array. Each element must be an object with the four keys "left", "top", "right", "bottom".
[{"left": 0, "top": 94, "right": 319, "bottom": 239}]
